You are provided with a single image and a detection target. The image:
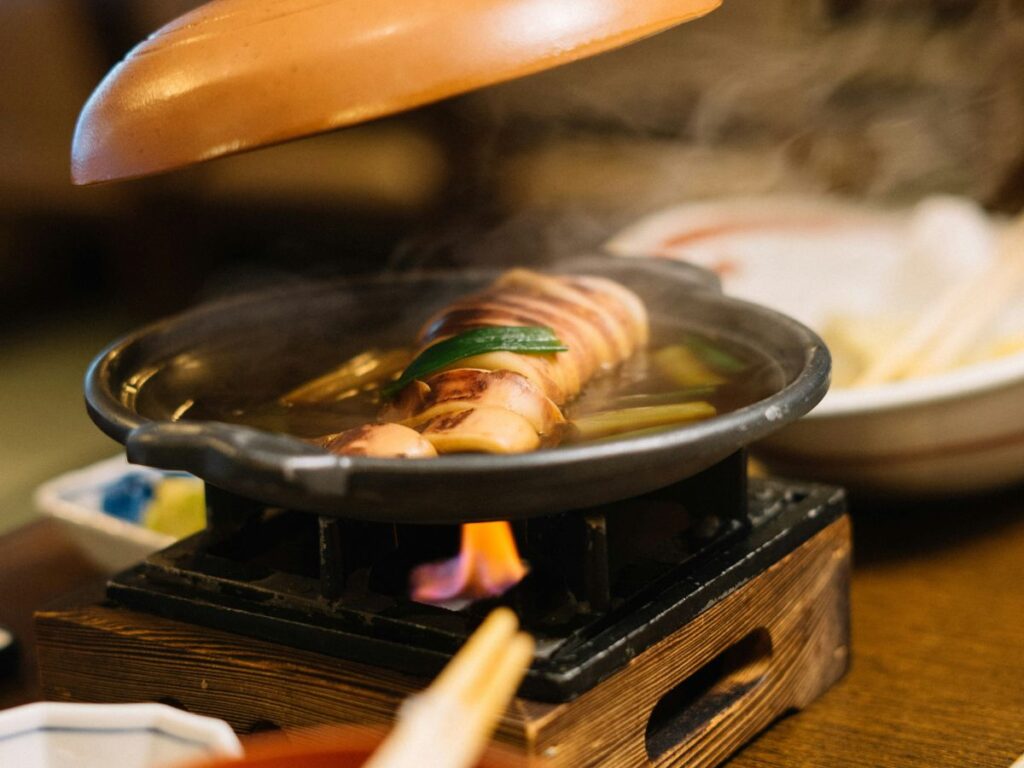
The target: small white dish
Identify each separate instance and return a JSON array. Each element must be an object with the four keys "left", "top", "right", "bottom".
[
  {"left": 0, "top": 702, "right": 242, "bottom": 768},
  {"left": 34, "top": 456, "right": 176, "bottom": 573},
  {"left": 610, "top": 195, "right": 1024, "bottom": 496}
]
